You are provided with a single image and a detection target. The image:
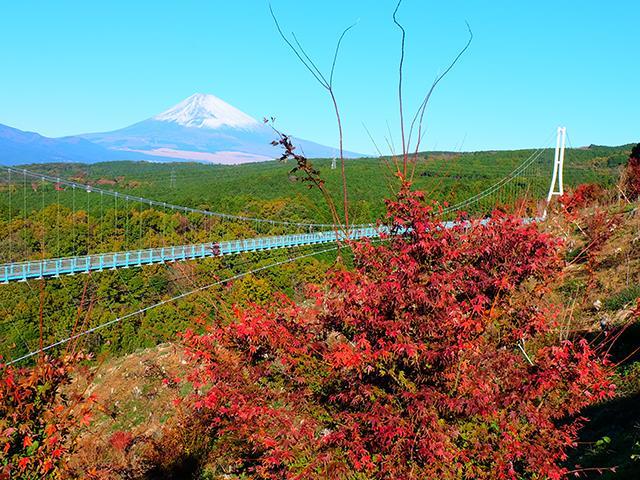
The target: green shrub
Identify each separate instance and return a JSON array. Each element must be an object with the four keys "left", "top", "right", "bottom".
[{"left": 605, "top": 286, "right": 640, "bottom": 311}]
